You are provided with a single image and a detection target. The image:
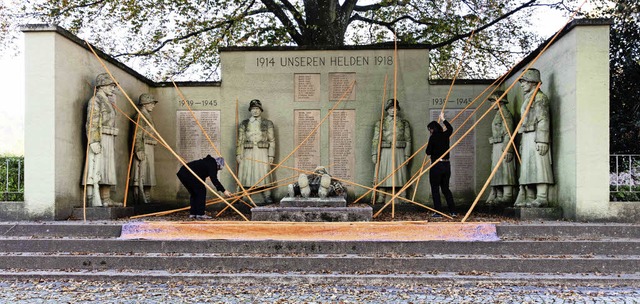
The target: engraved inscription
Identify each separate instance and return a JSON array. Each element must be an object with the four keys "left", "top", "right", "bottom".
[
  {"left": 294, "top": 110, "right": 321, "bottom": 172},
  {"left": 294, "top": 73, "right": 321, "bottom": 102},
  {"left": 176, "top": 111, "right": 221, "bottom": 189},
  {"left": 329, "top": 73, "right": 356, "bottom": 101},
  {"left": 329, "top": 110, "right": 355, "bottom": 182}
]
